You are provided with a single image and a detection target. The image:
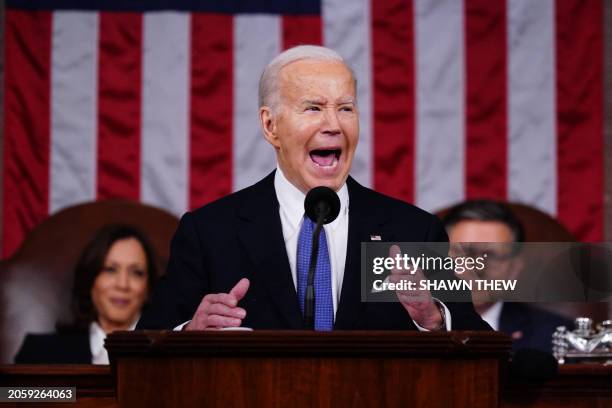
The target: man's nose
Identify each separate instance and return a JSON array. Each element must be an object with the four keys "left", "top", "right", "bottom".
[{"left": 322, "top": 108, "right": 341, "bottom": 135}]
